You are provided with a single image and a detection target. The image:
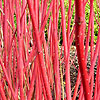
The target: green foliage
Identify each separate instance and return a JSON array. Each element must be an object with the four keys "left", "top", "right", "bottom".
[{"left": 14, "top": 13, "right": 17, "bottom": 28}]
